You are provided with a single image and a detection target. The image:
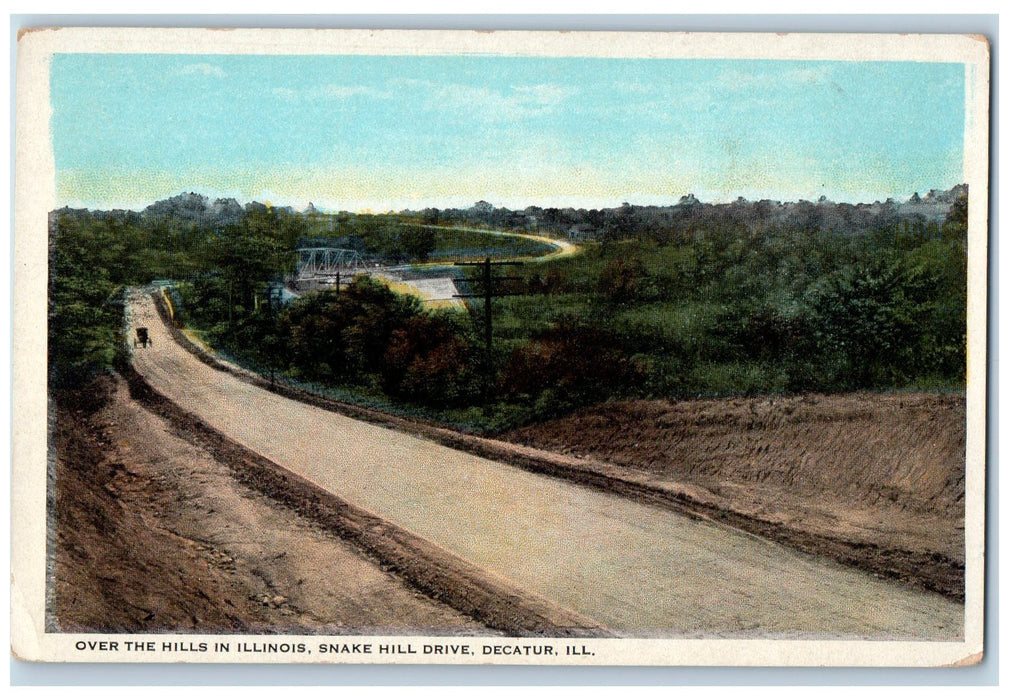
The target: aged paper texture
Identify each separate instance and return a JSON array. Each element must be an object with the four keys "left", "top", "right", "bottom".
[{"left": 13, "top": 27, "right": 989, "bottom": 666}]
